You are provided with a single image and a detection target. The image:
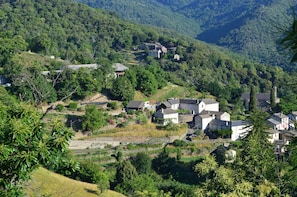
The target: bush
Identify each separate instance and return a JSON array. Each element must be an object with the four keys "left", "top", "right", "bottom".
[
  {"left": 107, "top": 102, "right": 118, "bottom": 110},
  {"left": 136, "top": 113, "right": 148, "bottom": 125},
  {"left": 55, "top": 103, "right": 64, "bottom": 112},
  {"left": 68, "top": 102, "right": 78, "bottom": 111},
  {"left": 172, "top": 139, "right": 187, "bottom": 147}
]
